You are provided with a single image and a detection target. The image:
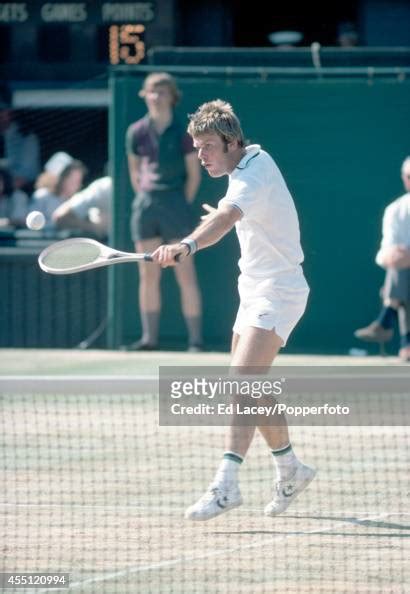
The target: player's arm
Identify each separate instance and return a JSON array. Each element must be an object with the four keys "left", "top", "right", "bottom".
[
  {"left": 127, "top": 154, "right": 141, "bottom": 194},
  {"left": 191, "top": 203, "right": 241, "bottom": 249},
  {"left": 184, "top": 152, "right": 201, "bottom": 204},
  {"left": 152, "top": 203, "right": 241, "bottom": 267}
]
